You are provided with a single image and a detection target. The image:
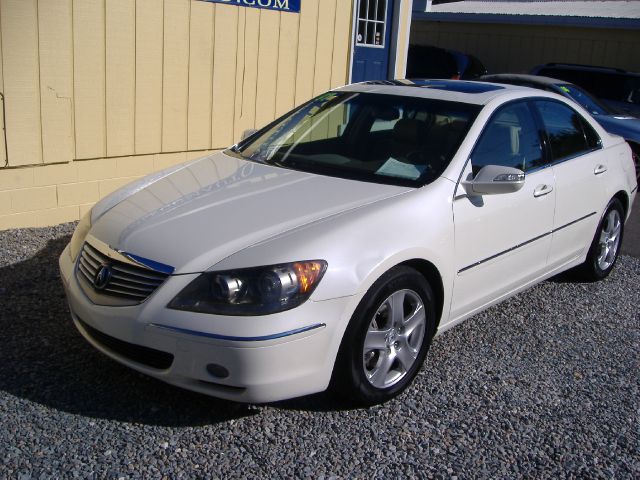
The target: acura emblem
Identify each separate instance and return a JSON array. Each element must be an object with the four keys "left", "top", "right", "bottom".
[{"left": 94, "top": 264, "right": 112, "bottom": 290}]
